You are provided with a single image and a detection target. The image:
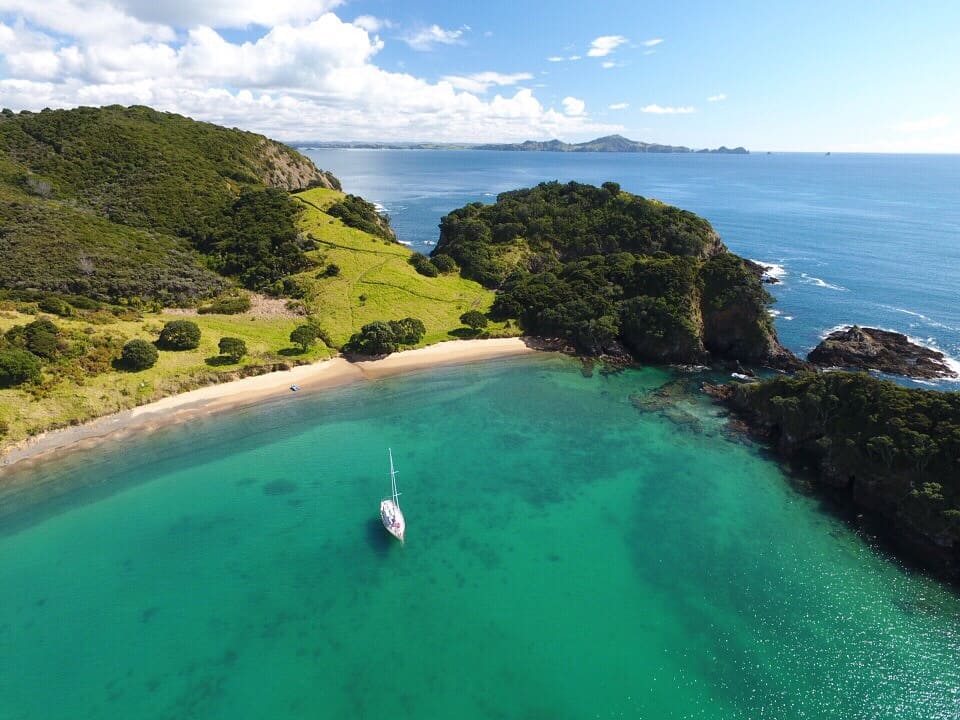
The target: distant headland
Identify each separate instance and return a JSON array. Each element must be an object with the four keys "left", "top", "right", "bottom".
[{"left": 293, "top": 134, "right": 749, "bottom": 154}]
